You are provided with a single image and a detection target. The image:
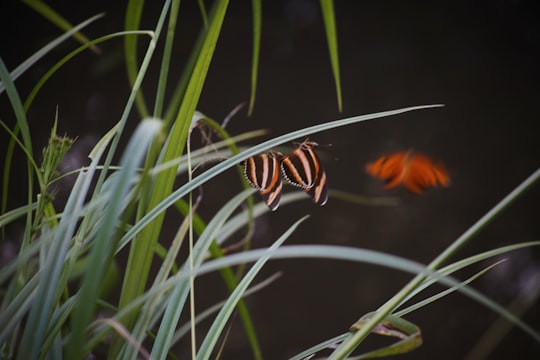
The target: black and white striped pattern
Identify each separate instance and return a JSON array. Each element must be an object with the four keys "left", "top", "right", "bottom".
[
  {"left": 280, "top": 140, "right": 328, "bottom": 206},
  {"left": 242, "top": 140, "right": 328, "bottom": 209},
  {"left": 243, "top": 152, "right": 283, "bottom": 211}
]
